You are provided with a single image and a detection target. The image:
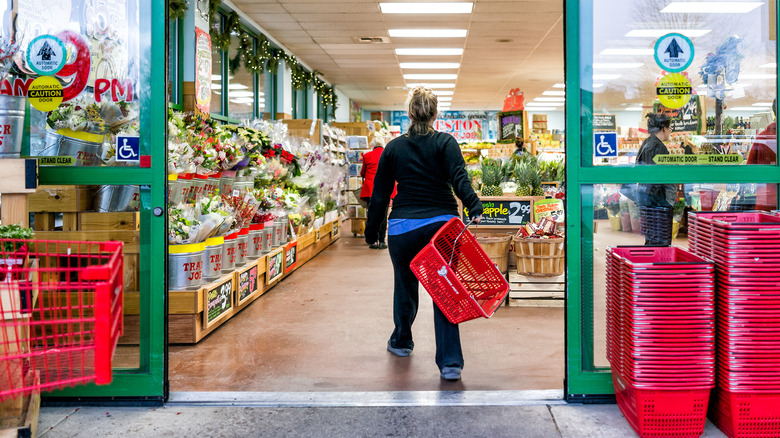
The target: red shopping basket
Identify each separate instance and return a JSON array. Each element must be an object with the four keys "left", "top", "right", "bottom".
[
  {"left": 410, "top": 218, "right": 510, "bottom": 324},
  {"left": 0, "top": 239, "right": 124, "bottom": 400}
]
